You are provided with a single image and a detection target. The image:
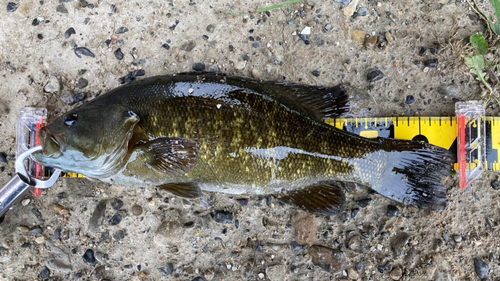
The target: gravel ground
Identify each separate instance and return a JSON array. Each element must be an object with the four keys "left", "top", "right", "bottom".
[{"left": 1, "top": 0, "right": 500, "bottom": 280}]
